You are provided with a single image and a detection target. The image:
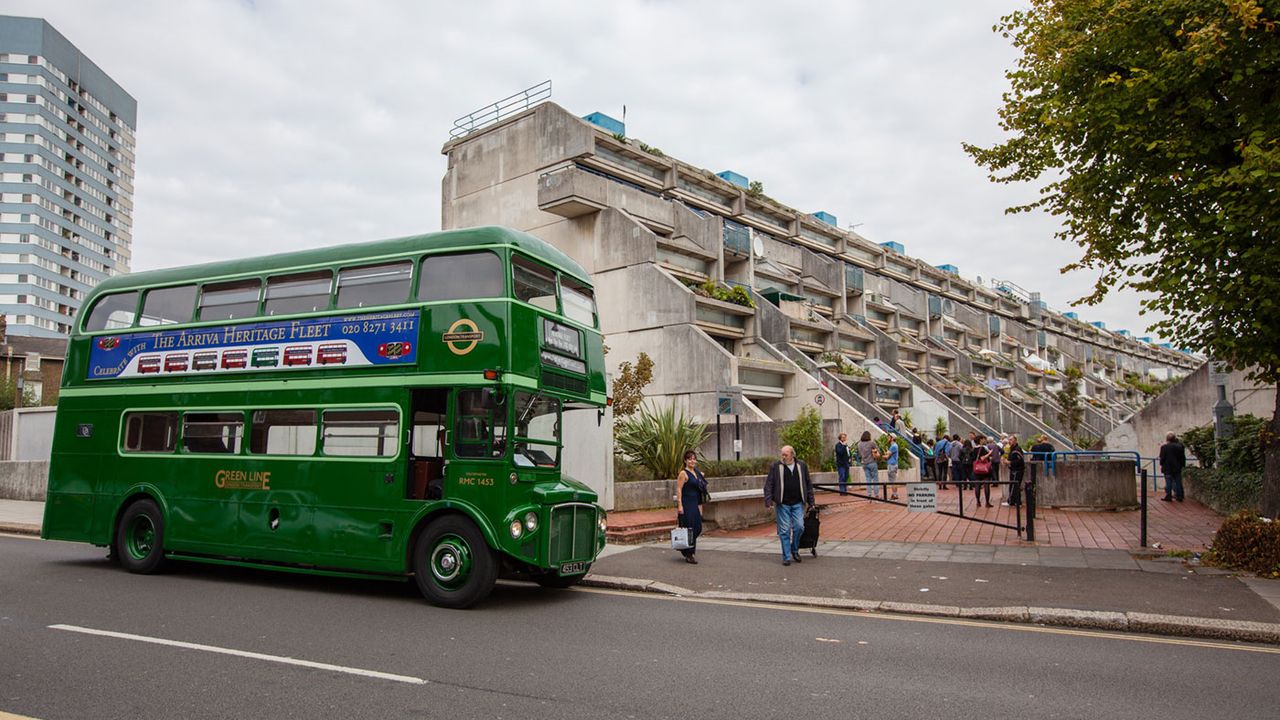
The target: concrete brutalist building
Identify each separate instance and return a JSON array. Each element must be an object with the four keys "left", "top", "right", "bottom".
[{"left": 440, "top": 101, "right": 1200, "bottom": 453}]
